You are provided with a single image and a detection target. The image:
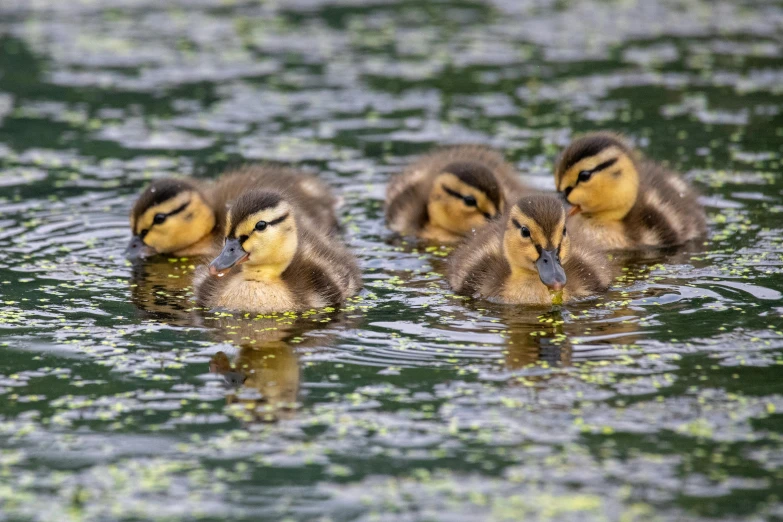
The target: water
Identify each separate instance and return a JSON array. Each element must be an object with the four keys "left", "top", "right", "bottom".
[{"left": 0, "top": 0, "right": 782, "bottom": 520}]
